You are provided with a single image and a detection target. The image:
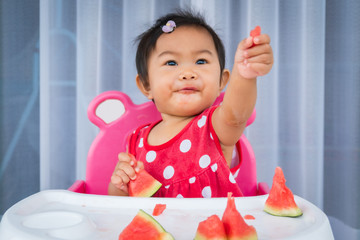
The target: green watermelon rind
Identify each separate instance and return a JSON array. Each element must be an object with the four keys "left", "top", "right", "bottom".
[
  {"left": 128, "top": 169, "right": 162, "bottom": 197},
  {"left": 137, "top": 210, "right": 175, "bottom": 240},
  {"left": 194, "top": 232, "right": 221, "bottom": 240},
  {"left": 135, "top": 180, "right": 162, "bottom": 197},
  {"left": 264, "top": 204, "right": 303, "bottom": 217},
  {"left": 193, "top": 234, "right": 206, "bottom": 240},
  {"left": 194, "top": 233, "right": 226, "bottom": 240}
]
